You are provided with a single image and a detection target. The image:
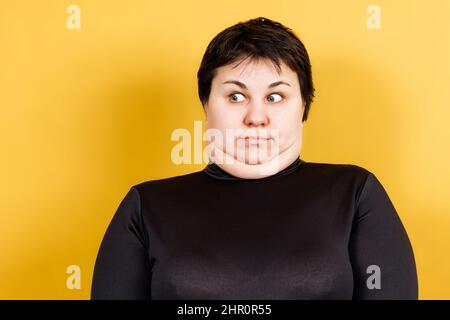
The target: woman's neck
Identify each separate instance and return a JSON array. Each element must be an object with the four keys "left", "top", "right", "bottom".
[{"left": 204, "top": 155, "right": 303, "bottom": 181}]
